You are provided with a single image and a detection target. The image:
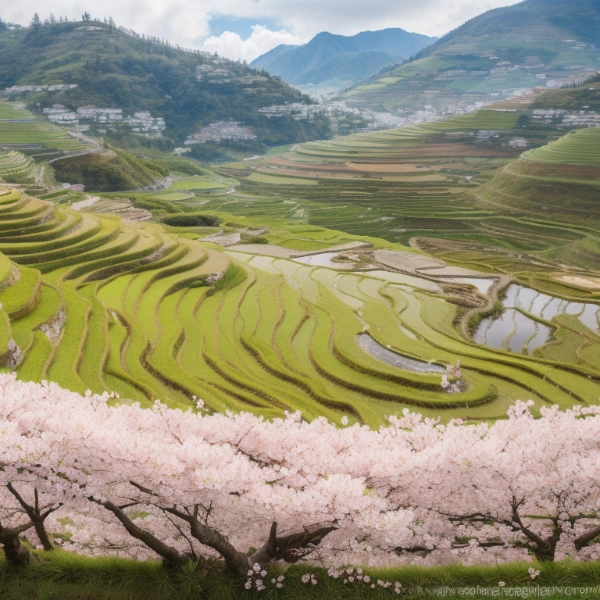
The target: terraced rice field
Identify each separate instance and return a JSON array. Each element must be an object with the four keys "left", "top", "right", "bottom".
[
  {"left": 0, "top": 120, "right": 87, "bottom": 151},
  {"left": 0, "top": 186, "right": 598, "bottom": 424},
  {"left": 0, "top": 150, "right": 35, "bottom": 180},
  {"left": 170, "top": 176, "right": 234, "bottom": 192},
  {"left": 523, "top": 128, "right": 600, "bottom": 166},
  {"left": 210, "top": 107, "right": 599, "bottom": 309},
  {"left": 0, "top": 103, "right": 88, "bottom": 159}
]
